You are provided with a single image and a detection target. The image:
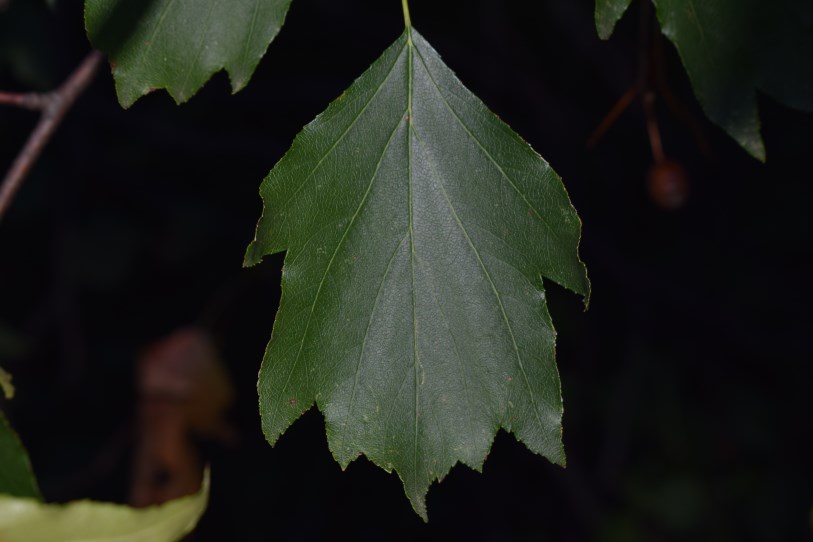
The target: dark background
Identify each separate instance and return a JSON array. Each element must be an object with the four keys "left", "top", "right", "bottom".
[{"left": 1, "top": 0, "right": 811, "bottom": 540}]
